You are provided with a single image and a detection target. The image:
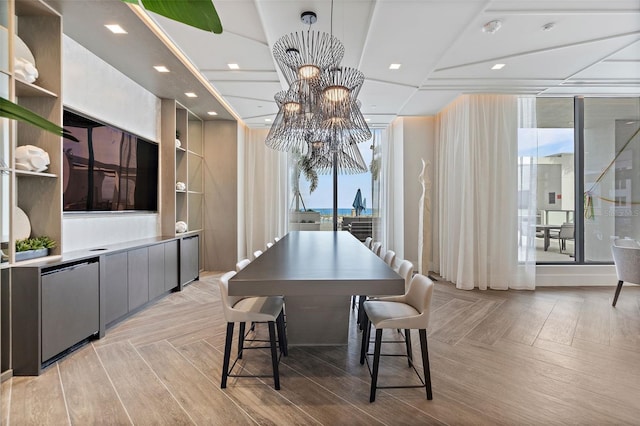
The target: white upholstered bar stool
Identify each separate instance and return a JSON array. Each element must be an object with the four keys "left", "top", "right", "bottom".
[
  {"left": 371, "top": 242, "right": 382, "bottom": 257},
  {"left": 266, "top": 242, "right": 274, "bottom": 249},
  {"left": 218, "top": 271, "right": 287, "bottom": 390},
  {"left": 236, "top": 258, "right": 251, "bottom": 272},
  {"left": 395, "top": 260, "right": 414, "bottom": 291},
  {"left": 274, "top": 237, "right": 280, "bottom": 243},
  {"left": 382, "top": 250, "right": 396, "bottom": 268},
  {"left": 253, "top": 250, "right": 263, "bottom": 260},
  {"left": 360, "top": 274, "right": 434, "bottom": 402},
  {"left": 364, "top": 237, "right": 373, "bottom": 249}
]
